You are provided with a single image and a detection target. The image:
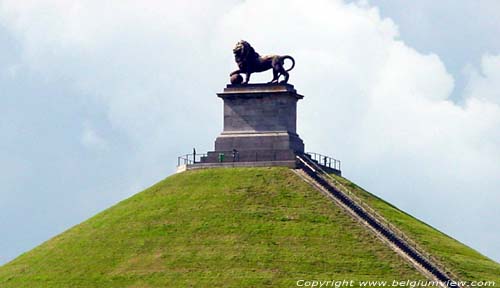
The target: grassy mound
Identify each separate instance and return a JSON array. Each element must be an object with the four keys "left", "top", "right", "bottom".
[{"left": 0, "top": 167, "right": 497, "bottom": 287}]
